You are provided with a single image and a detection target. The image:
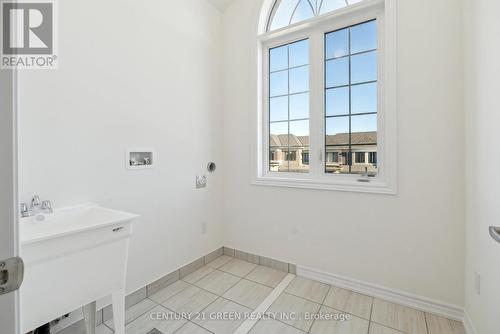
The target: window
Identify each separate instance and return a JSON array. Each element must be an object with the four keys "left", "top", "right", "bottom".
[
  {"left": 256, "top": 0, "right": 397, "bottom": 194},
  {"left": 326, "top": 151, "right": 340, "bottom": 163},
  {"left": 325, "top": 20, "right": 378, "bottom": 175},
  {"left": 355, "top": 152, "right": 366, "bottom": 164},
  {"left": 285, "top": 151, "right": 297, "bottom": 161},
  {"left": 268, "top": 0, "right": 366, "bottom": 32},
  {"left": 269, "top": 39, "right": 310, "bottom": 173},
  {"left": 302, "top": 152, "right": 310, "bottom": 165}
]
